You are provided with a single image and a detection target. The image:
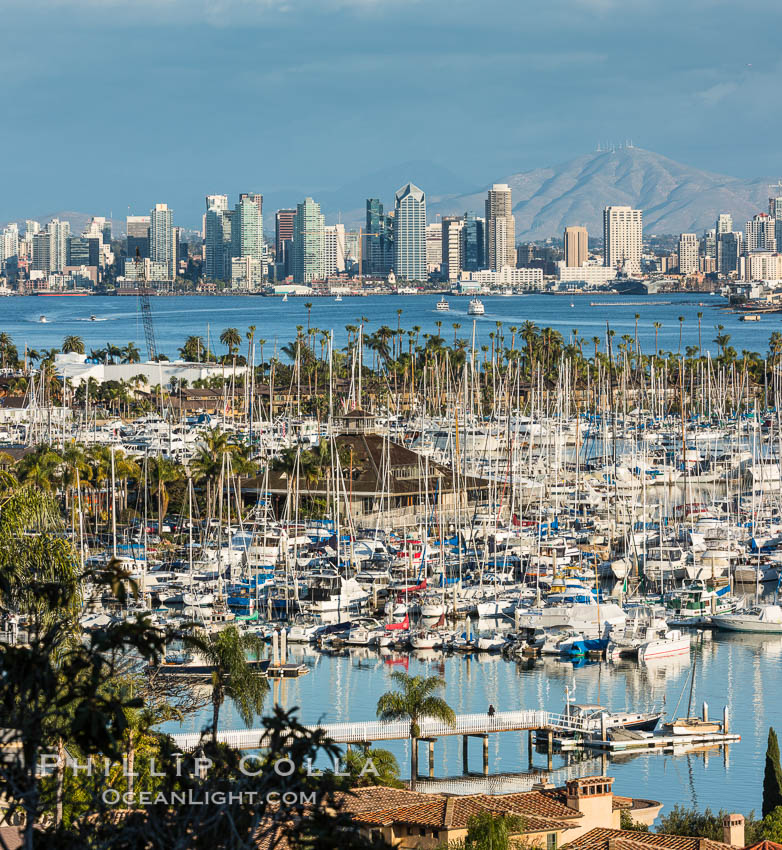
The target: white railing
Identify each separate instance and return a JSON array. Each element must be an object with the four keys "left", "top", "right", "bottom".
[{"left": 170, "top": 709, "right": 574, "bottom": 752}]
